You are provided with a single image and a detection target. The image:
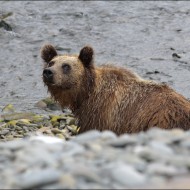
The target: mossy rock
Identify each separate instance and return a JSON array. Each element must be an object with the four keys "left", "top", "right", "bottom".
[
  {"left": 35, "top": 97, "right": 61, "bottom": 111},
  {"left": 0, "top": 112, "right": 36, "bottom": 122},
  {"left": 2, "top": 104, "right": 15, "bottom": 113}
]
